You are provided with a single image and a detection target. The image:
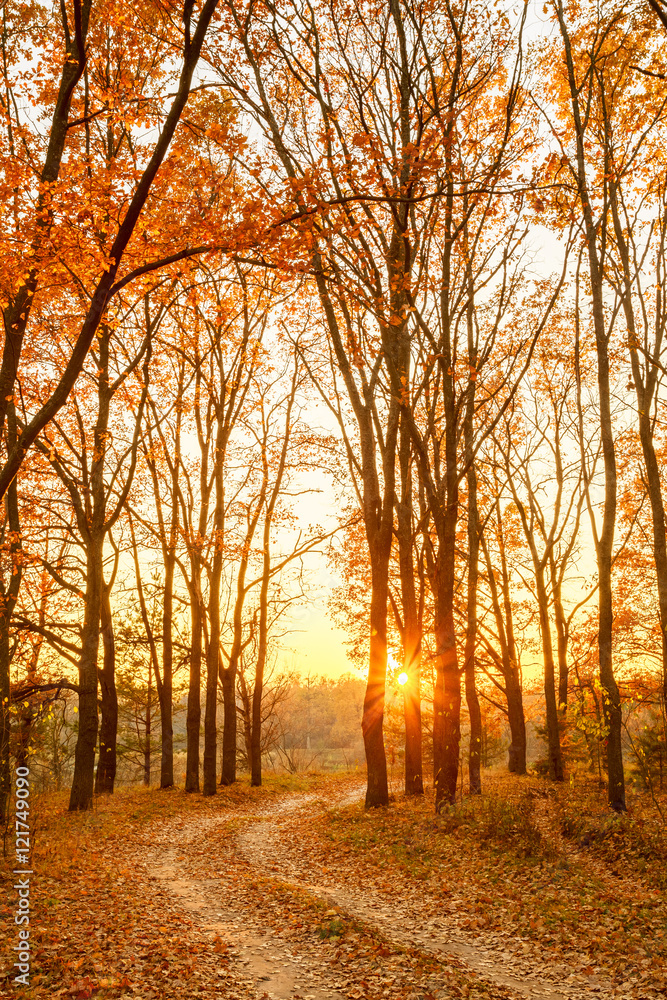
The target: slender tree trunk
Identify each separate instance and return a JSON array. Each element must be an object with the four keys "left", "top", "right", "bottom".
[
  {"left": 159, "top": 540, "right": 175, "bottom": 789},
  {"left": 202, "top": 628, "right": 219, "bottom": 795},
  {"left": 610, "top": 182, "right": 667, "bottom": 734},
  {"left": 144, "top": 656, "right": 152, "bottom": 787},
  {"left": 185, "top": 579, "right": 202, "bottom": 792},
  {"left": 95, "top": 585, "right": 117, "bottom": 794},
  {"left": 536, "top": 572, "right": 564, "bottom": 781},
  {"left": 481, "top": 526, "right": 527, "bottom": 775},
  {"left": 552, "top": 571, "right": 569, "bottom": 711},
  {"left": 238, "top": 671, "right": 253, "bottom": 771},
  {"left": 69, "top": 538, "right": 103, "bottom": 811},
  {"left": 464, "top": 497, "right": 482, "bottom": 795},
  {"left": 464, "top": 330, "right": 481, "bottom": 795},
  {"left": 0, "top": 433, "right": 22, "bottom": 823},
  {"left": 558, "top": 2, "right": 624, "bottom": 812},
  {"left": 251, "top": 561, "right": 270, "bottom": 788},
  {"left": 250, "top": 664, "right": 263, "bottom": 786},
  {"left": 203, "top": 419, "right": 227, "bottom": 796},
  {"left": 0, "top": 614, "right": 11, "bottom": 825}
]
